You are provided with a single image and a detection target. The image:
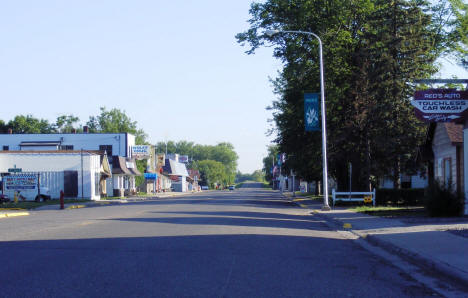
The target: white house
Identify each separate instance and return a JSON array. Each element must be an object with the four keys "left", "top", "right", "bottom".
[{"left": 0, "top": 151, "right": 111, "bottom": 200}]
